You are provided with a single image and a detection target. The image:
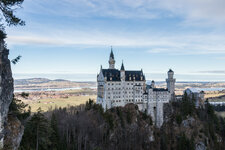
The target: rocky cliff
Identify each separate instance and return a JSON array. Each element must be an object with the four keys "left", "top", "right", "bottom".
[
  {"left": 3, "top": 115, "right": 24, "bottom": 150},
  {"left": 0, "top": 40, "right": 14, "bottom": 148}
]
